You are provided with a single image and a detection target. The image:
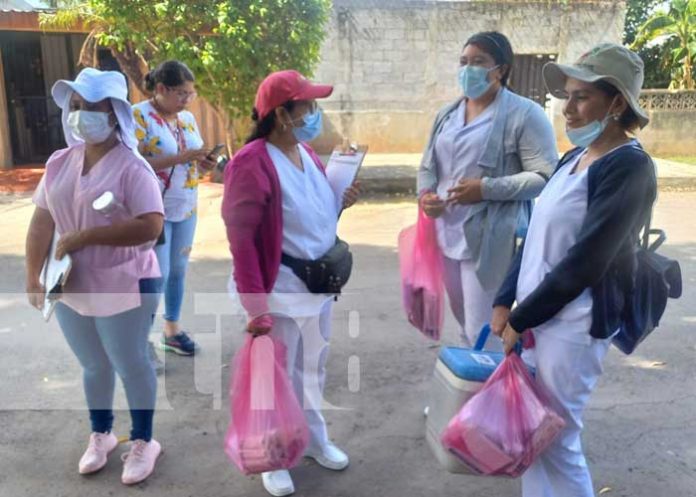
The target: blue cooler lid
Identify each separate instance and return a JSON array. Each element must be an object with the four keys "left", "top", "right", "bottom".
[
  {"left": 437, "top": 325, "right": 532, "bottom": 382},
  {"left": 438, "top": 346, "right": 505, "bottom": 382}
]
